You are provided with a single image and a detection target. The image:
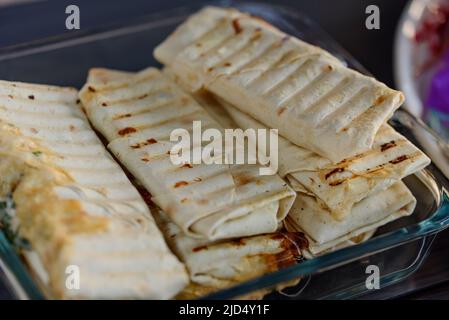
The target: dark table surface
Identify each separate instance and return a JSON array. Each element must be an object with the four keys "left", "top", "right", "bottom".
[{"left": 0, "top": 0, "right": 448, "bottom": 300}]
